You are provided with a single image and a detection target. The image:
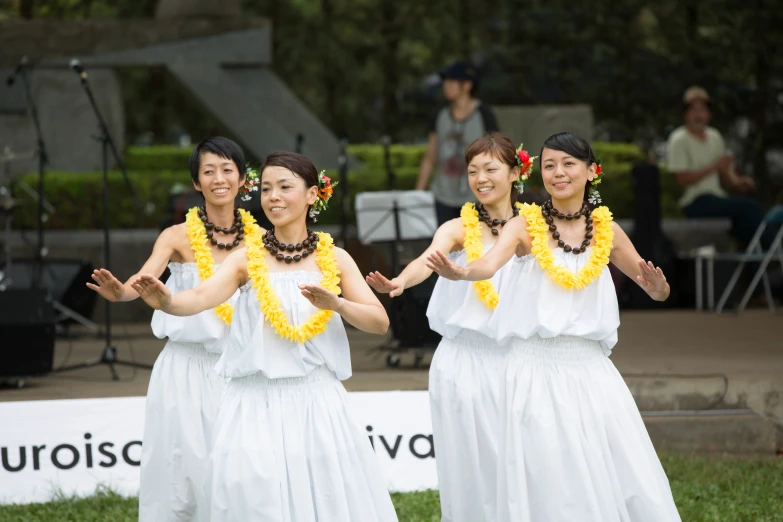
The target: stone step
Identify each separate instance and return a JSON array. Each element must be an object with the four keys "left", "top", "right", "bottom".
[{"left": 641, "top": 409, "right": 779, "bottom": 455}]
